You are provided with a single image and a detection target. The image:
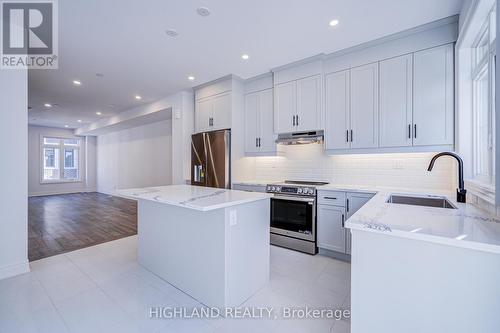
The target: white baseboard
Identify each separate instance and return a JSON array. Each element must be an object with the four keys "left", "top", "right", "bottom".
[
  {"left": 0, "top": 260, "right": 30, "bottom": 280},
  {"left": 28, "top": 188, "right": 97, "bottom": 197}
]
